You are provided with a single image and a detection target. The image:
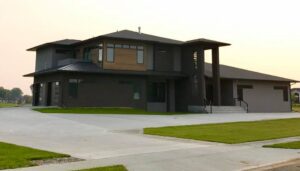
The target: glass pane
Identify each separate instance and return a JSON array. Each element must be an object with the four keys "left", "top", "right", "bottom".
[
  {"left": 137, "top": 46, "right": 144, "bottom": 50},
  {"left": 123, "top": 44, "right": 129, "bottom": 48},
  {"left": 107, "top": 48, "right": 114, "bottom": 62},
  {"left": 137, "top": 50, "right": 144, "bottom": 64},
  {"left": 107, "top": 43, "right": 114, "bottom": 47},
  {"left": 115, "top": 44, "right": 122, "bottom": 48},
  {"left": 98, "top": 49, "right": 103, "bottom": 62},
  {"left": 130, "top": 45, "right": 136, "bottom": 49}
]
